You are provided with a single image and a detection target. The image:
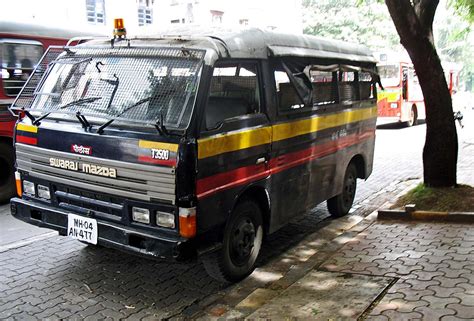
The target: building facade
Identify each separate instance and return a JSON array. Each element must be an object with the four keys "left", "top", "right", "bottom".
[{"left": 1, "top": 0, "right": 302, "bottom": 35}]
